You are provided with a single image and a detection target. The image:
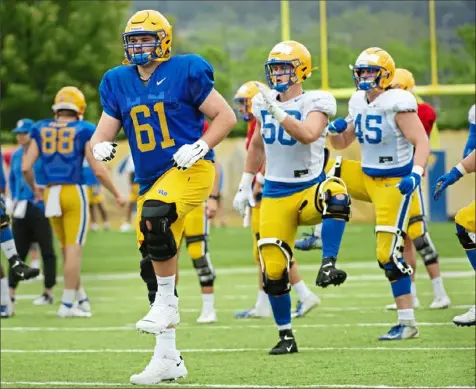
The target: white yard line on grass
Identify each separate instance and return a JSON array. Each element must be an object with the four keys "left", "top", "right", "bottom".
[
  {"left": 0, "top": 321, "right": 466, "bottom": 332},
  {"left": 2, "top": 346, "right": 475, "bottom": 354},
  {"left": 1, "top": 382, "right": 474, "bottom": 389}
]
